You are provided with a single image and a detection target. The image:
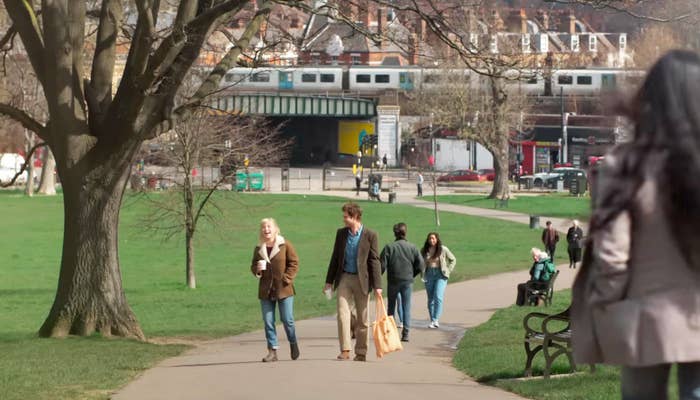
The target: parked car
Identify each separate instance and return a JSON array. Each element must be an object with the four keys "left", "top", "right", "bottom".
[
  {"left": 520, "top": 167, "right": 581, "bottom": 188},
  {"left": 477, "top": 168, "right": 495, "bottom": 181},
  {"left": 437, "top": 169, "right": 484, "bottom": 182},
  {"left": 544, "top": 168, "right": 587, "bottom": 189}
]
